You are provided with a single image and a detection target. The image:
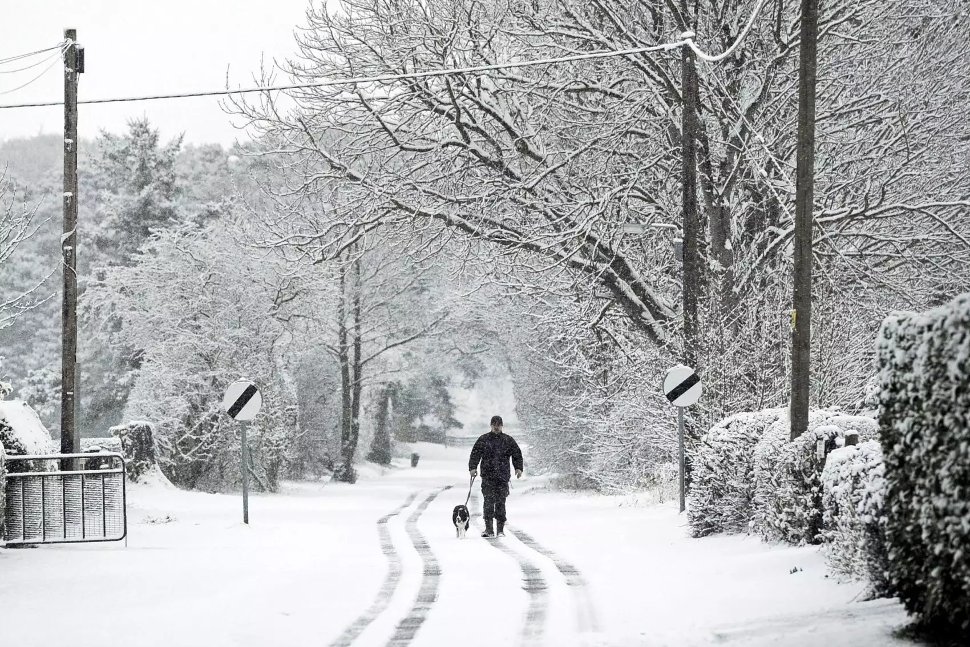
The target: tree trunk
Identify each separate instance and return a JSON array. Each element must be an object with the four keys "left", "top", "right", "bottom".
[
  {"left": 367, "top": 384, "right": 393, "bottom": 465},
  {"left": 335, "top": 256, "right": 356, "bottom": 482},
  {"left": 349, "top": 254, "right": 363, "bottom": 467}
]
